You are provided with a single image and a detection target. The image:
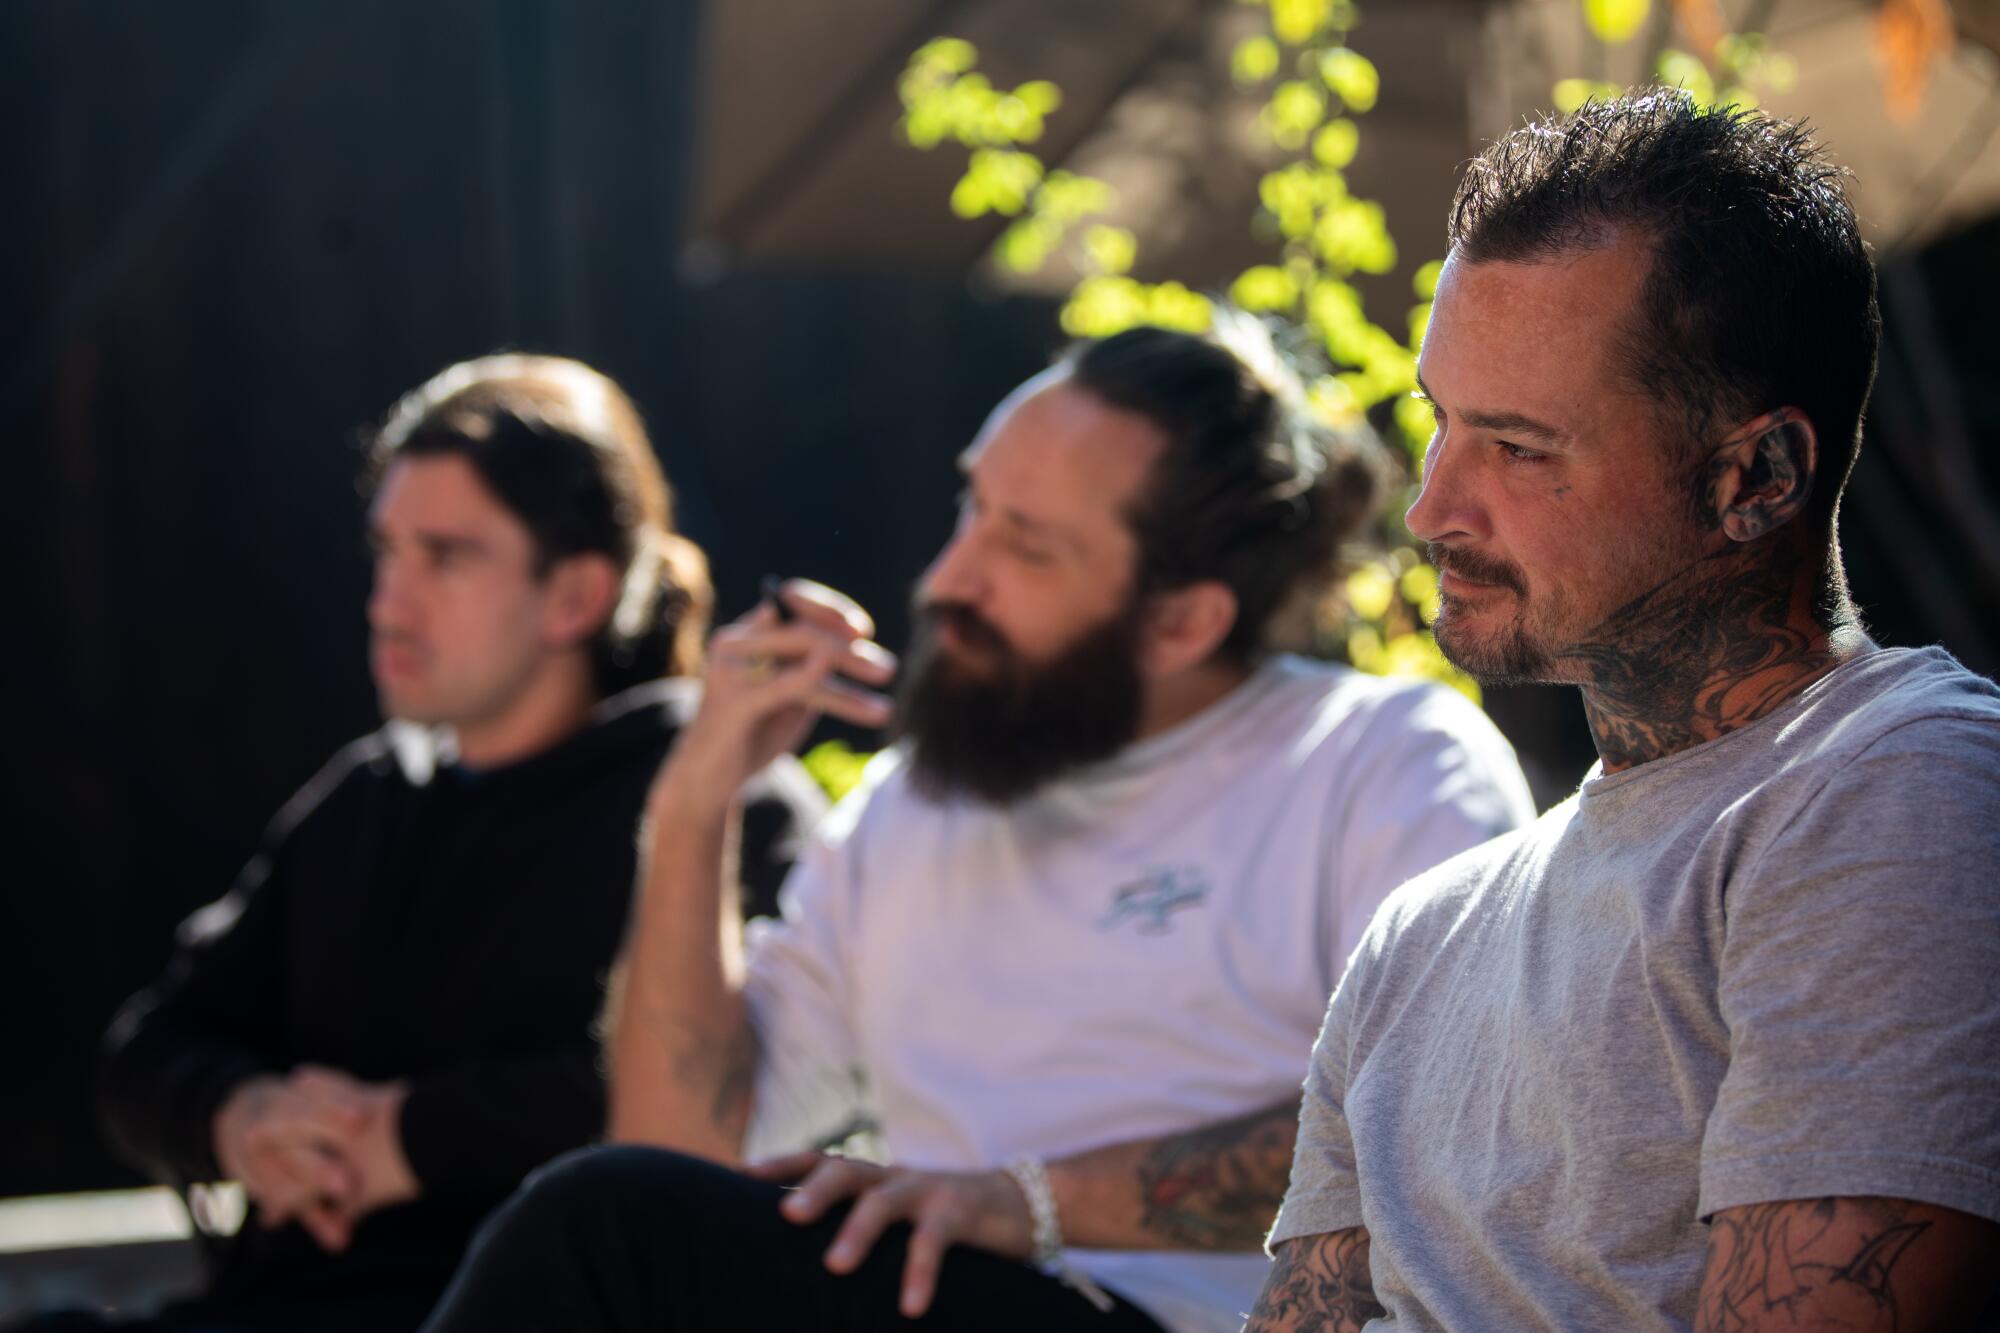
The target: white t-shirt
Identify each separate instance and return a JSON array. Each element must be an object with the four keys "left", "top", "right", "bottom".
[{"left": 743, "top": 655, "right": 1534, "bottom": 1332}]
